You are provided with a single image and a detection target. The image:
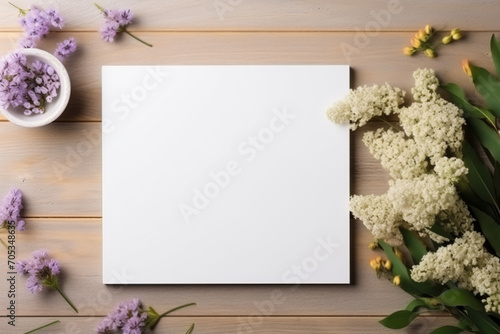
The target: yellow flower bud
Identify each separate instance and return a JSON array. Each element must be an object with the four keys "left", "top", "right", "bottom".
[
  {"left": 451, "top": 28, "right": 461, "bottom": 36},
  {"left": 452, "top": 32, "right": 462, "bottom": 40},
  {"left": 415, "top": 29, "right": 425, "bottom": 39},
  {"left": 424, "top": 48, "right": 436, "bottom": 58},
  {"left": 384, "top": 259, "right": 392, "bottom": 271},
  {"left": 462, "top": 59, "right": 472, "bottom": 77},
  {"left": 411, "top": 37, "right": 421, "bottom": 48},
  {"left": 394, "top": 248, "right": 404, "bottom": 262},
  {"left": 369, "top": 259, "right": 381, "bottom": 271},
  {"left": 403, "top": 46, "right": 416, "bottom": 56},
  {"left": 393, "top": 275, "right": 401, "bottom": 285},
  {"left": 442, "top": 35, "right": 452, "bottom": 44},
  {"left": 424, "top": 24, "right": 433, "bottom": 35},
  {"left": 369, "top": 241, "right": 379, "bottom": 250},
  {"left": 375, "top": 256, "right": 382, "bottom": 263}
]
